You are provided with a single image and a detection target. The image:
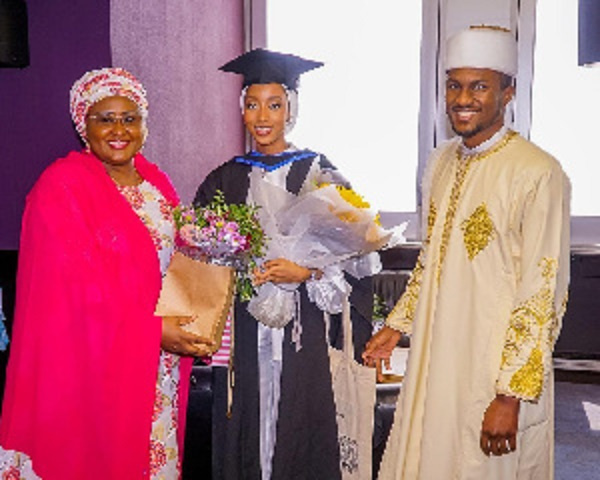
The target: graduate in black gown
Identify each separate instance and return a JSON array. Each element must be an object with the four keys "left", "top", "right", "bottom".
[{"left": 194, "top": 49, "right": 376, "bottom": 480}]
